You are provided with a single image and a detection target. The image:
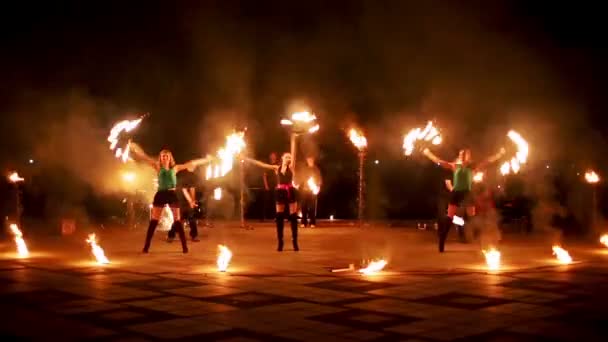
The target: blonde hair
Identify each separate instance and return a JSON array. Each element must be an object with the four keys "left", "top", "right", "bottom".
[{"left": 158, "top": 149, "right": 176, "bottom": 168}]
